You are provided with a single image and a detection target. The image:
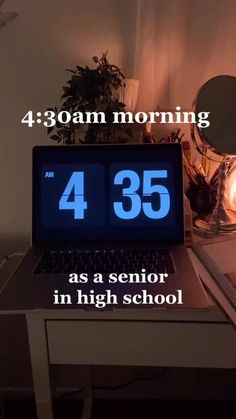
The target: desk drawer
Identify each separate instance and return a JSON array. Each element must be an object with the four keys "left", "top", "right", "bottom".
[{"left": 46, "top": 320, "right": 236, "bottom": 368}]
